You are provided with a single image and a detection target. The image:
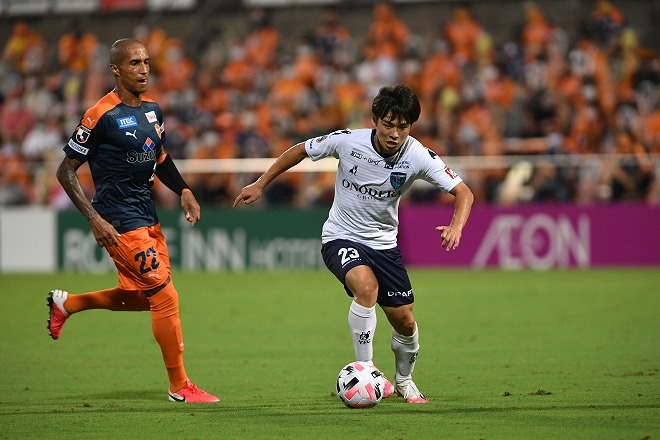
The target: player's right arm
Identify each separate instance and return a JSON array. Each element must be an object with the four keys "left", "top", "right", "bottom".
[
  {"left": 56, "top": 155, "right": 121, "bottom": 248},
  {"left": 233, "top": 142, "right": 308, "bottom": 207}
]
